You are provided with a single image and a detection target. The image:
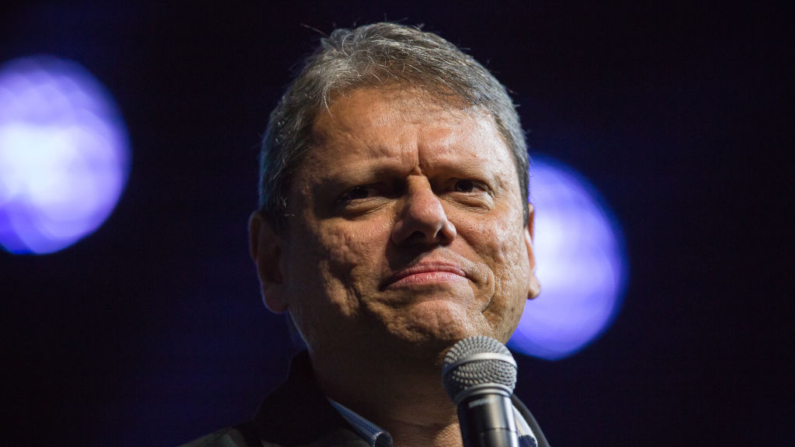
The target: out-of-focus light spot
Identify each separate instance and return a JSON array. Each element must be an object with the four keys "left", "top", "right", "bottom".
[
  {"left": 508, "top": 157, "right": 627, "bottom": 360},
  {"left": 0, "top": 55, "right": 130, "bottom": 254}
]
